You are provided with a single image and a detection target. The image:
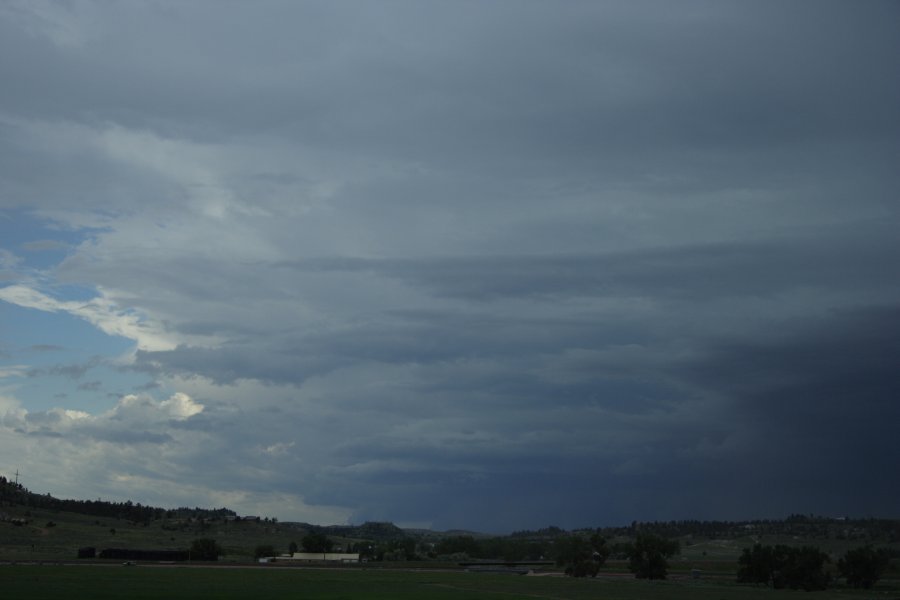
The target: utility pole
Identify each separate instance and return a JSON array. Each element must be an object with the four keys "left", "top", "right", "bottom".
[{"left": 14, "top": 469, "right": 19, "bottom": 485}]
